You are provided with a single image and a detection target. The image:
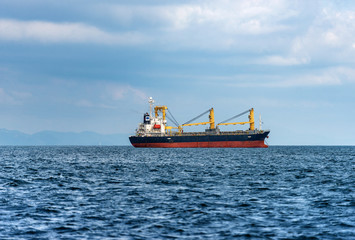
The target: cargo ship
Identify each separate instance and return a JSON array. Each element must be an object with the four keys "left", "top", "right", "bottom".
[{"left": 129, "top": 97, "right": 270, "bottom": 148}]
